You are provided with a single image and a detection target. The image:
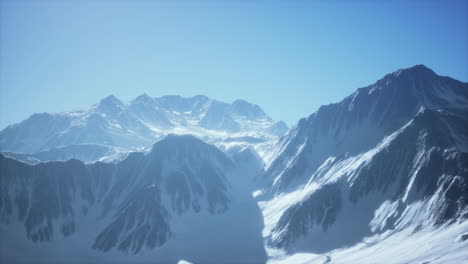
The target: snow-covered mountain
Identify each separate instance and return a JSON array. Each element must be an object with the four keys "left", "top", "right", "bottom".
[
  {"left": 1, "top": 65, "right": 467, "bottom": 264},
  {"left": 0, "top": 134, "right": 267, "bottom": 263},
  {"left": 259, "top": 65, "right": 468, "bottom": 263},
  {"left": 0, "top": 94, "right": 287, "bottom": 162},
  {"left": 265, "top": 65, "right": 468, "bottom": 191}
]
